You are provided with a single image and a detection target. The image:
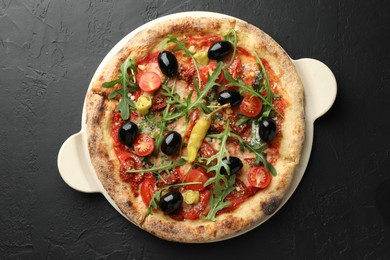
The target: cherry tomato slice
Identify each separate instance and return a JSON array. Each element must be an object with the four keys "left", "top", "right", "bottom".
[
  {"left": 239, "top": 95, "right": 262, "bottom": 117},
  {"left": 133, "top": 134, "right": 155, "bottom": 156},
  {"left": 248, "top": 166, "right": 271, "bottom": 188},
  {"left": 137, "top": 71, "right": 161, "bottom": 93},
  {"left": 184, "top": 169, "right": 209, "bottom": 191},
  {"left": 140, "top": 177, "right": 156, "bottom": 206}
]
